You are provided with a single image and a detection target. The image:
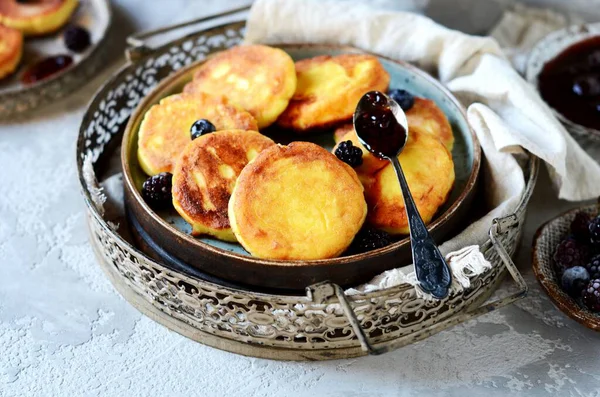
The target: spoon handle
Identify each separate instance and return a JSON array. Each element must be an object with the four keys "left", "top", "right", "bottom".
[{"left": 390, "top": 157, "right": 452, "bottom": 299}]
